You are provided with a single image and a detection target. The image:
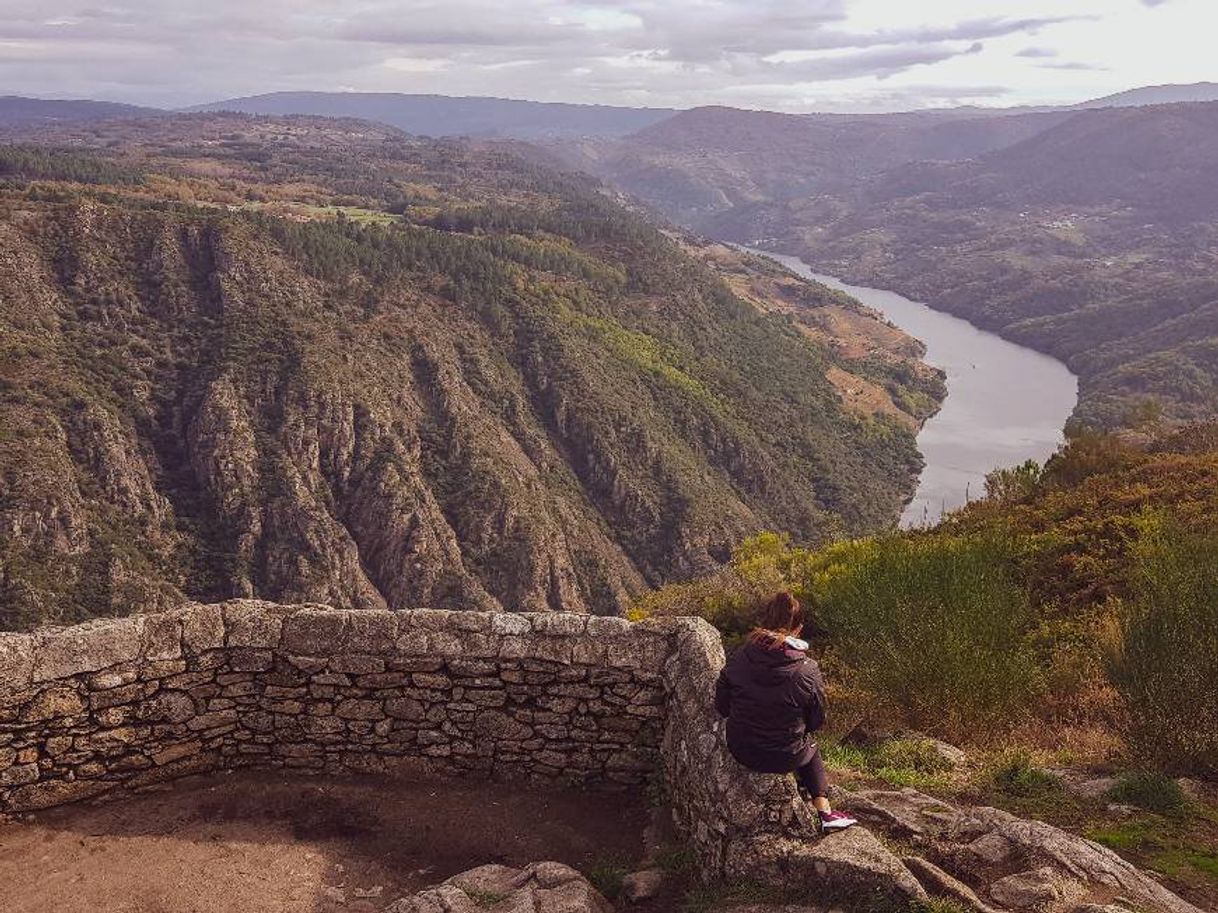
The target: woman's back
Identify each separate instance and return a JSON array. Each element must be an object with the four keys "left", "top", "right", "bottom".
[{"left": 714, "top": 637, "right": 825, "bottom": 773}]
